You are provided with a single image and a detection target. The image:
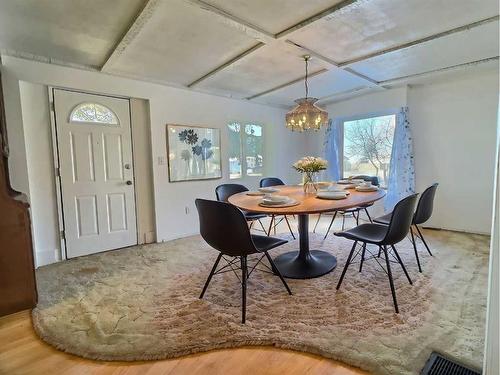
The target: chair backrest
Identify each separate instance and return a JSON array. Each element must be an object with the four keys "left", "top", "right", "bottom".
[
  {"left": 352, "top": 175, "right": 380, "bottom": 186},
  {"left": 195, "top": 199, "right": 256, "bottom": 256},
  {"left": 260, "top": 177, "right": 285, "bottom": 187},
  {"left": 215, "top": 183, "right": 248, "bottom": 202},
  {"left": 383, "top": 193, "right": 419, "bottom": 245},
  {"left": 413, "top": 183, "right": 439, "bottom": 224}
]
